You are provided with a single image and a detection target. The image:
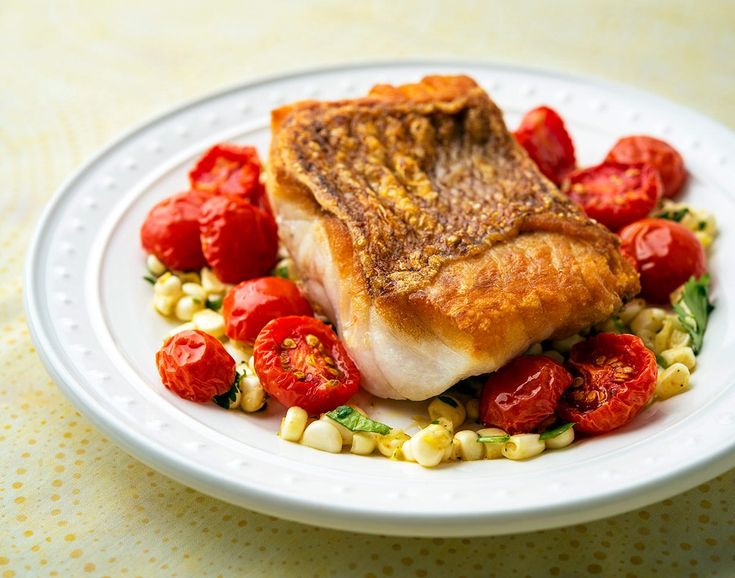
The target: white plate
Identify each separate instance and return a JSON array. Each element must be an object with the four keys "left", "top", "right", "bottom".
[{"left": 25, "top": 61, "right": 735, "bottom": 537}]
